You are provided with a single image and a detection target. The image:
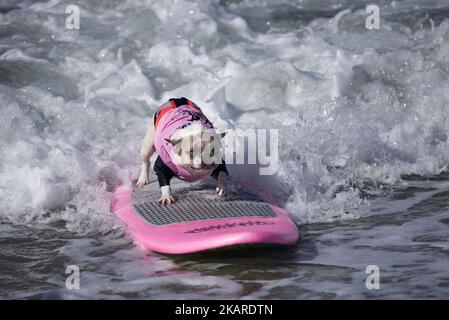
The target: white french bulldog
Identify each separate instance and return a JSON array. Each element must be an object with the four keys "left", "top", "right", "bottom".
[{"left": 136, "top": 98, "right": 228, "bottom": 205}]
